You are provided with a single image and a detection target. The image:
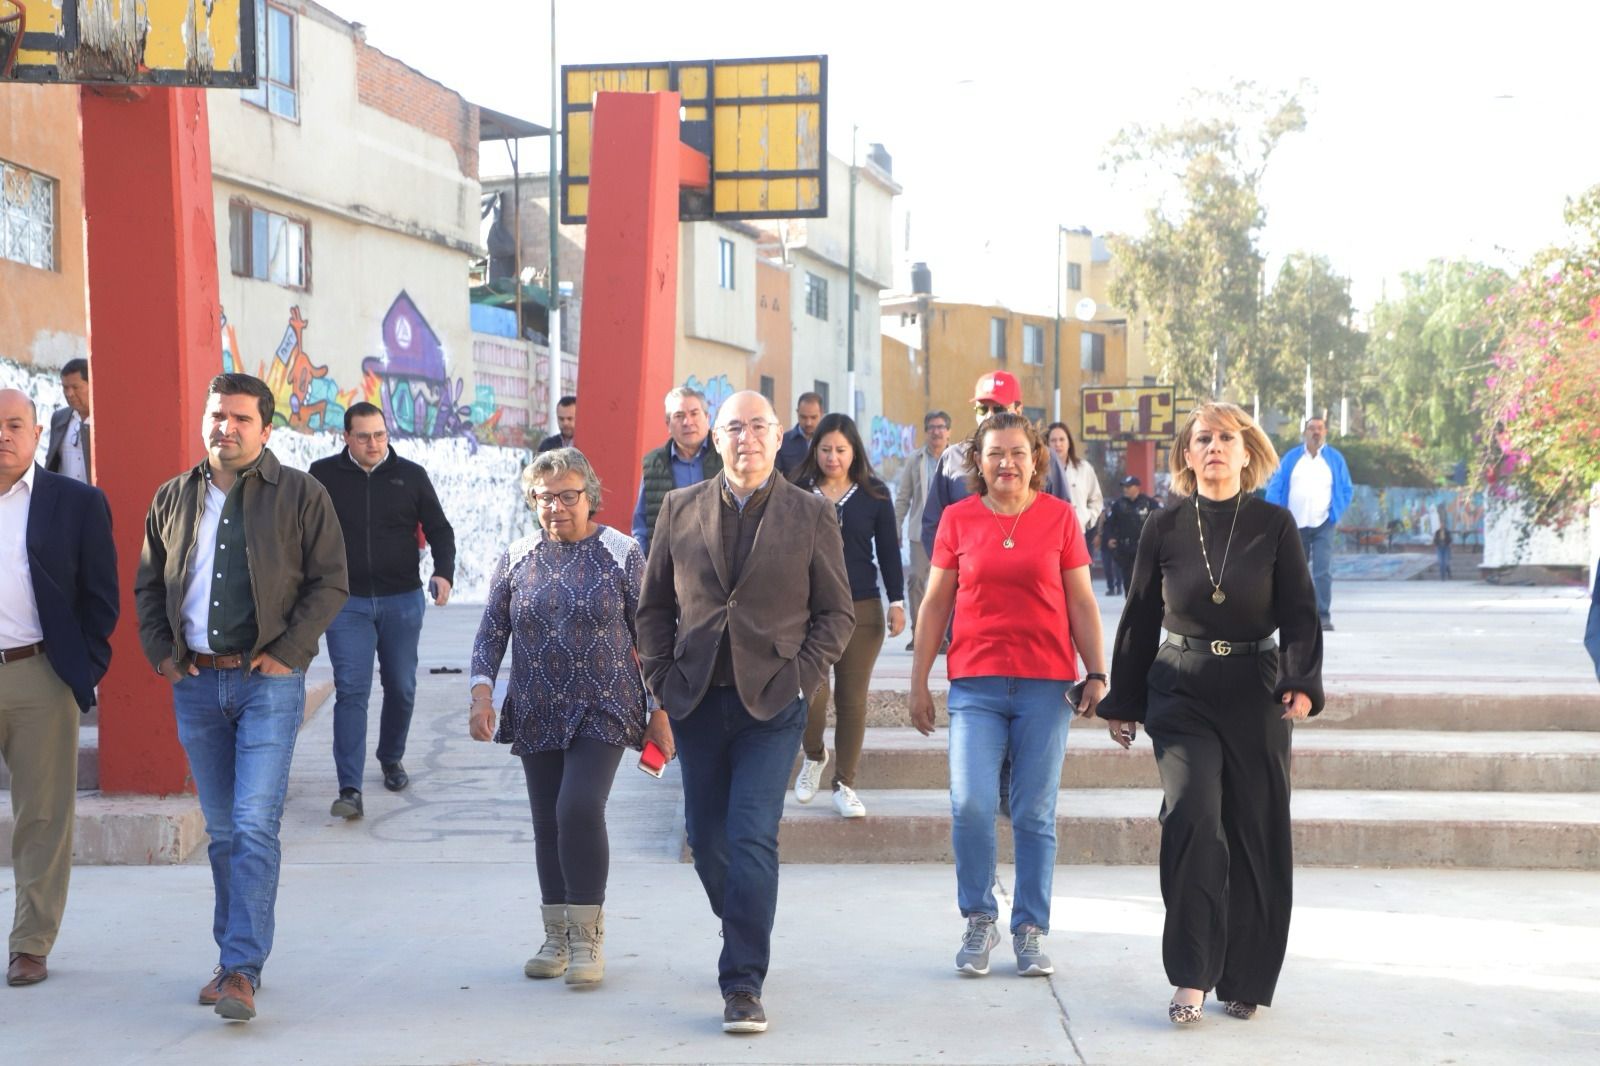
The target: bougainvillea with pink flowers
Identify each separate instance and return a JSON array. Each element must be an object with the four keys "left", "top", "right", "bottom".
[{"left": 1478, "top": 185, "right": 1600, "bottom": 524}]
